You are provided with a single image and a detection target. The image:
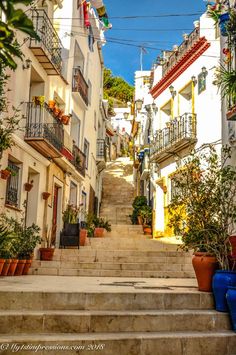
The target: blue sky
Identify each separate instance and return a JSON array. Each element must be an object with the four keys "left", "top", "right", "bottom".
[{"left": 102, "top": 0, "right": 206, "bottom": 85}]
